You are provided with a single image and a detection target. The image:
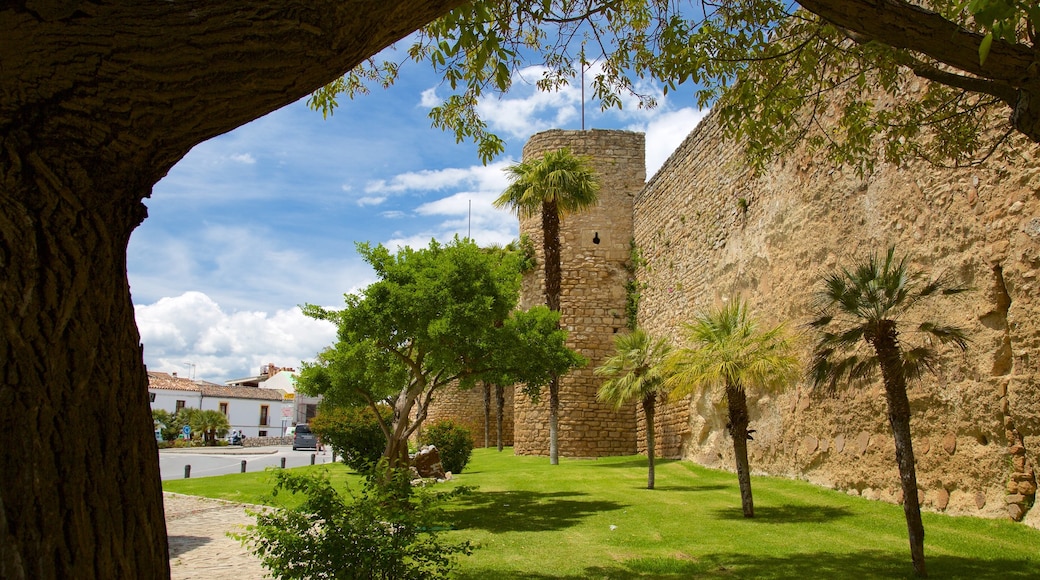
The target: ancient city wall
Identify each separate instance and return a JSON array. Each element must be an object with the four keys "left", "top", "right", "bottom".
[
  {"left": 423, "top": 383, "right": 515, "bottom": 448},
  {"left": 635, "top": 107, "right": 1040, "bottom": 524},
  {"left": 512, "top": 129, "right": 645, "bottom": 457}
]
